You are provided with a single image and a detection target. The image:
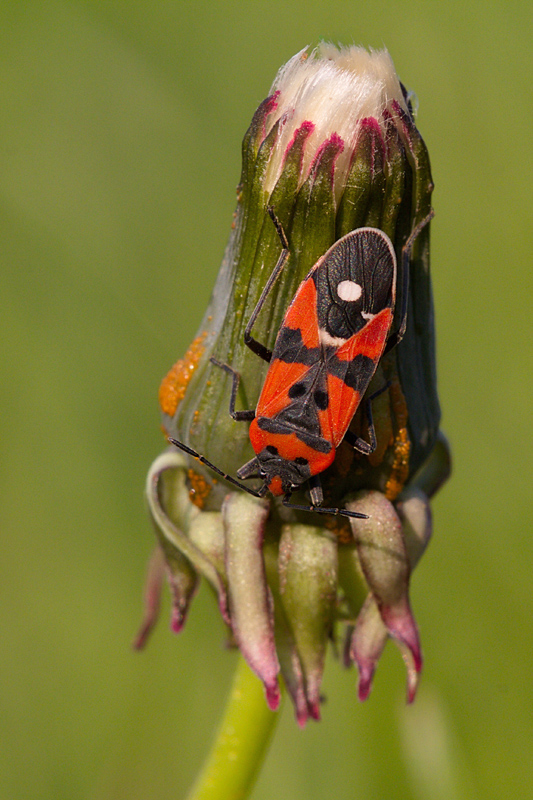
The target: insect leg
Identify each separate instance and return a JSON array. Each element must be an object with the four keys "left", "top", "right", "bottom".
[
  {"left": 210, "top": 358, "right": 255, "bottom": 421},
  {"left": 384, "top": 209, "right": 435, "bottom": 354},
  {"left": 344, "top": 383, "right": 391, "bottom": 455},
  {"left": 282, "top": 493, "right": 369, "bottom": 521},
  {"left": 308, "top": 474, "right": 324, "bottom": 507},
  {"left": 243, "top": 206, "right": 291, "bottom": 363}
]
